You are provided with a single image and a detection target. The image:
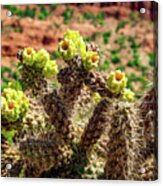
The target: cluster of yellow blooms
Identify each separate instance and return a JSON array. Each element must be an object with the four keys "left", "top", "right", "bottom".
[
  {"left": 1, "top": 88, "right": 29, "bottom": 122},
  {"left": 58, "top": 29, "right": 99, "bottom": 70},
  {"left": 23, "top": 48, "right": 58, "bottom": 78},
  {"left": 58, "top": 29, "right": 134, "bottom": 102},
  {"left": 106, "top": 70, "right": 135, "bottom": 101}
]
